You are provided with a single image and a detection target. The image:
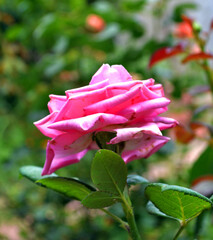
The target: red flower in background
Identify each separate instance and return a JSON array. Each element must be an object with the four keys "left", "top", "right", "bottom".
[
  {"left": 148, "top": 15, "right": 213, "bottom": 68},
  {"left": 86, "top": 14, "right": 105, "bottom": 33},
  {"left": 173, "top": 15, "right": 194, "bottom": 39}
]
